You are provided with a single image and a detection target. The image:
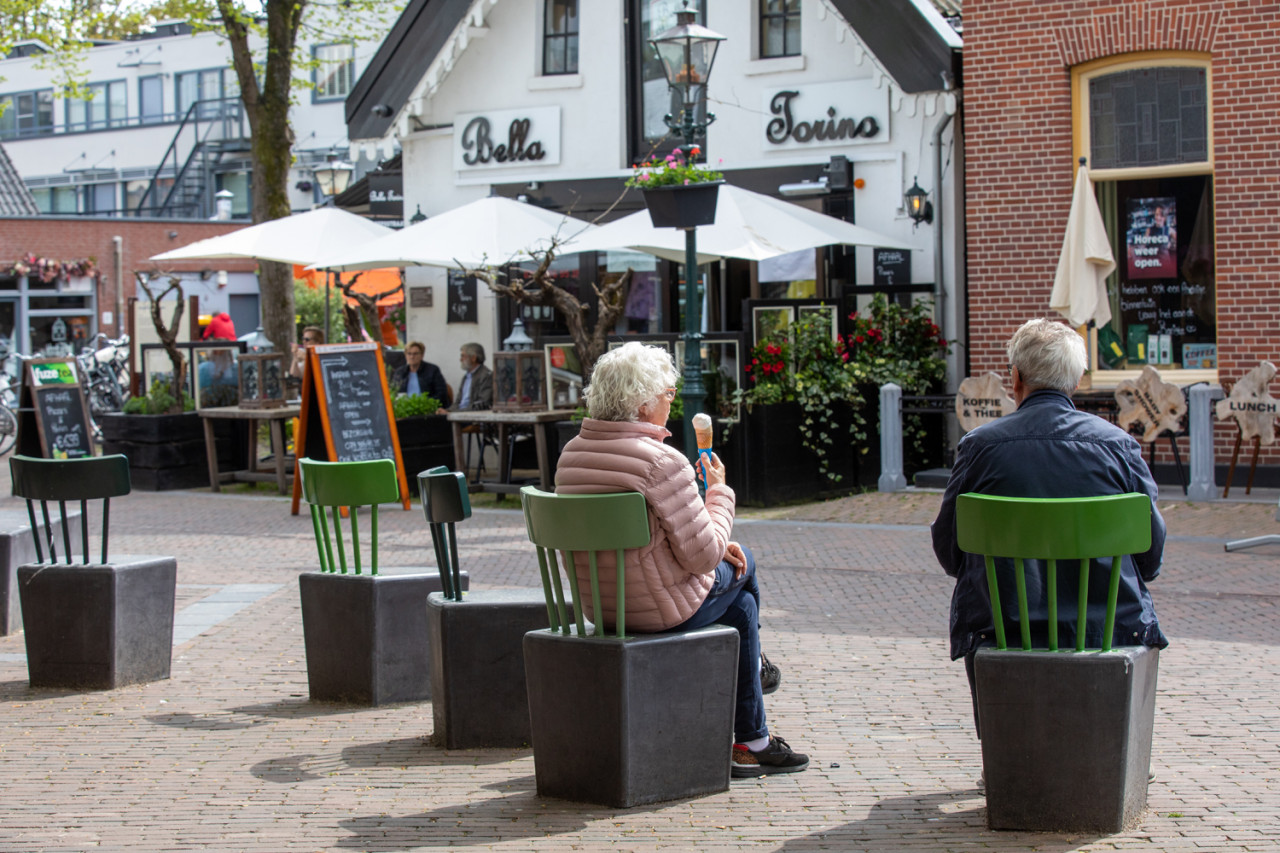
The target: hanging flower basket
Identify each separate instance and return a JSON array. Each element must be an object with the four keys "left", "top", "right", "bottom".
[{"left": 642, "top": 181, "right": 722, "bottom": 229}]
